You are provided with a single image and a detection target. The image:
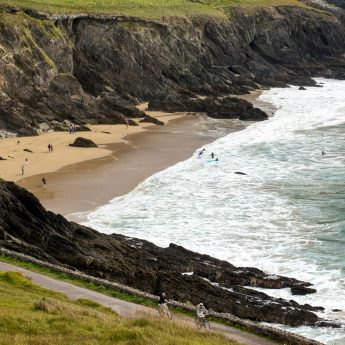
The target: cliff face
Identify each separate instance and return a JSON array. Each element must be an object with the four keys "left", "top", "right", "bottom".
[
  {"left": 1, "top": 4, "right": 345, "bottom": 135},
  {"left": 0, "top": 179, "right": 338, "bottom": 327}
]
